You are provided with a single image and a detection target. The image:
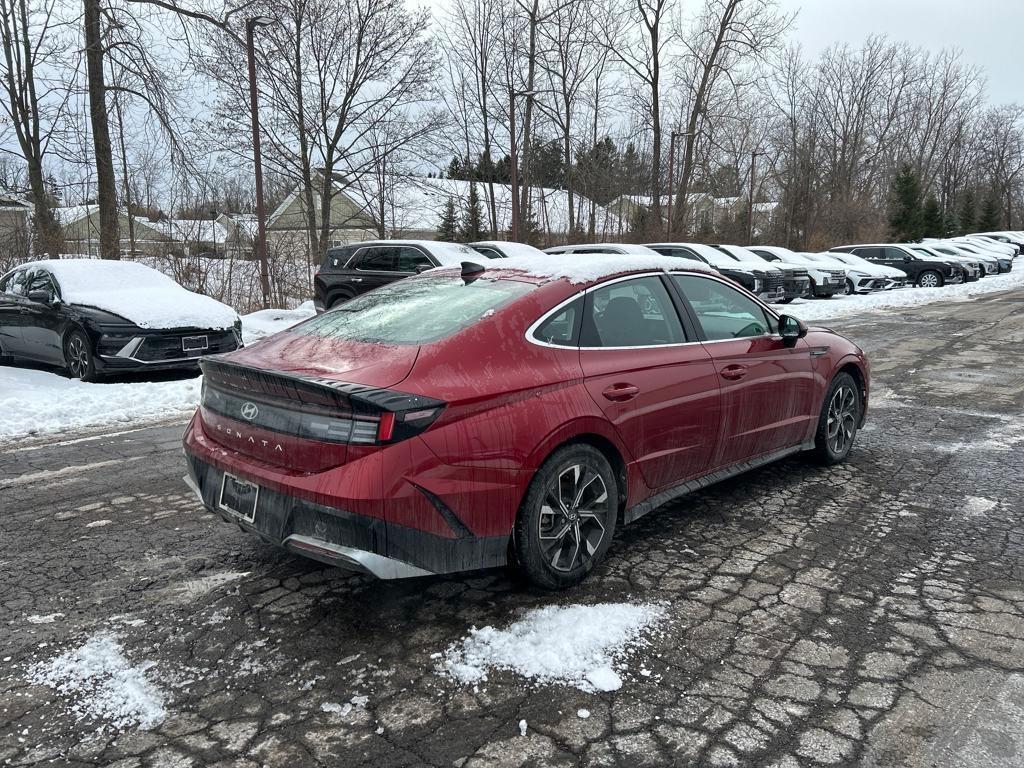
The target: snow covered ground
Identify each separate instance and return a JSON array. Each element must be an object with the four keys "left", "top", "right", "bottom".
[
  {"left": 782, "top": 268, "right": 1024, "bottom": 322},
  {"left": 0, "top": 303, "right": 315, "bottom": 442}
]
